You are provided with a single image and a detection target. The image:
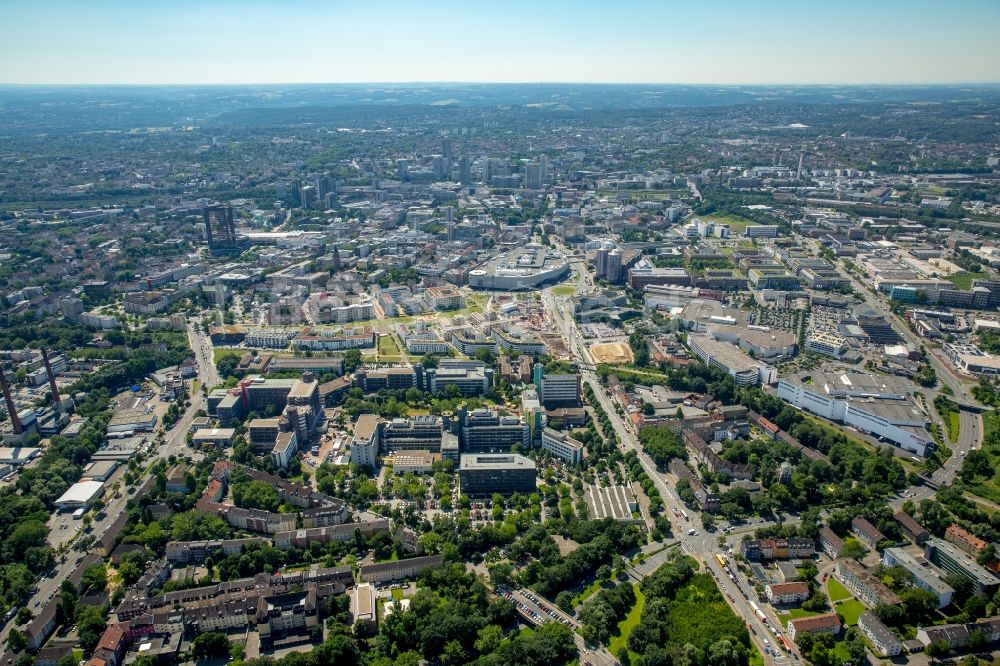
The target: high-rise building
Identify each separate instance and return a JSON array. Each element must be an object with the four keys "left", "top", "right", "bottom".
[
  {"left": 606, "top": 250, "right": 623, "bottom": 283},
  {"left": 202, "top": 205, "right": 241, "bottom": 256},
  {"left": 459, "top": 156, "right": 471, "bottom": 185},
  {"left": 524, "top": 163, "right": 542, "bottom": 189},
  {"left": 299, "top": 185, "right": 317, "bottom": 209},
  {"left": 595, "top": 247, "right": 610, "bottom": 279},
  {"left": 539, "top": 373, "right": 581, "bottom": 408},
  {"left": 396, "top": 159, "right": 410, "bottom": 181},
  {"left": 442, "top": 137, "right": 453, "bottom": 160},
  {"left": 432, "top": 155, "right": 446, "bottom": 180}
]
